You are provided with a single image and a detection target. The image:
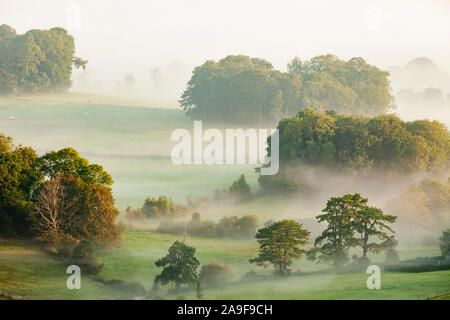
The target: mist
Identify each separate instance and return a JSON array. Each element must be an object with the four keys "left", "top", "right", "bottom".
[{"left": 2, "top": 0, "right": 450, "bottom": 108}]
